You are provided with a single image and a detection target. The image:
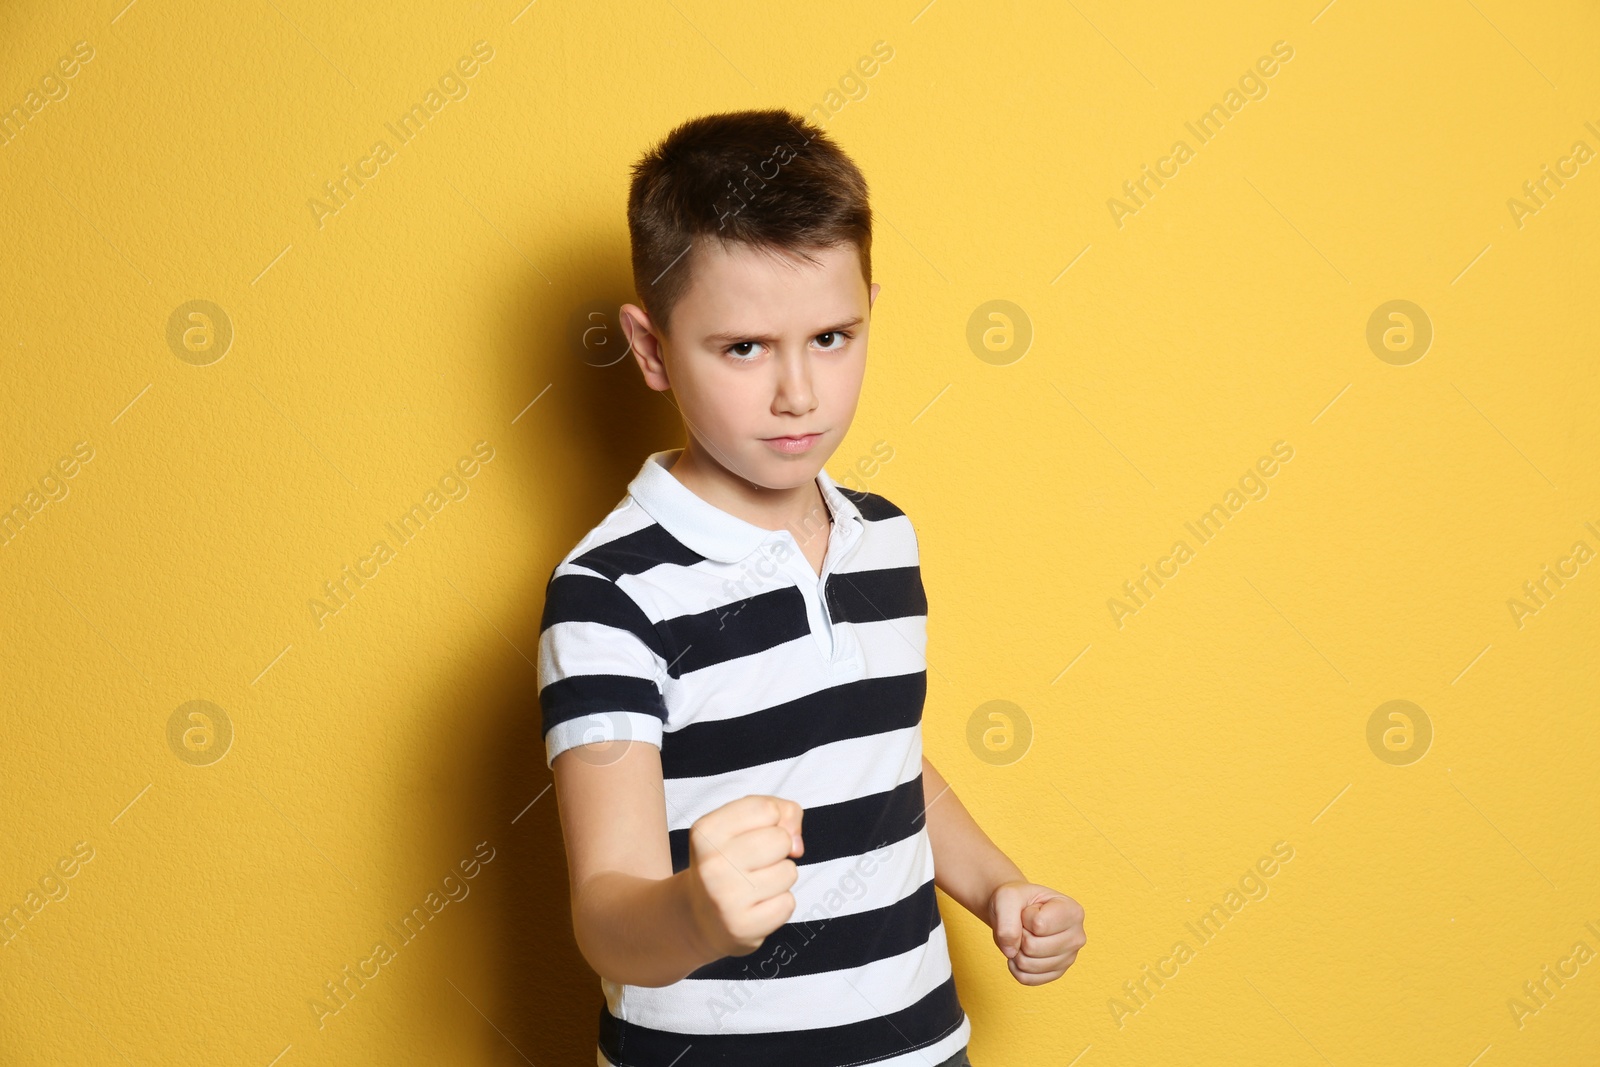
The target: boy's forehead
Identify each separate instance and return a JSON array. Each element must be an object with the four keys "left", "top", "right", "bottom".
[{"left": 673, "top": 240, "right": 864, "bottom": 329}]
